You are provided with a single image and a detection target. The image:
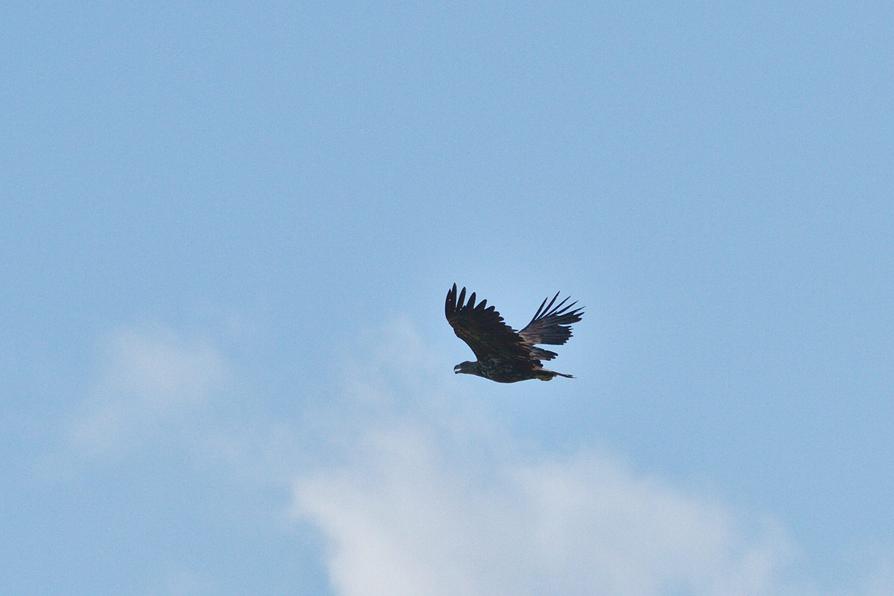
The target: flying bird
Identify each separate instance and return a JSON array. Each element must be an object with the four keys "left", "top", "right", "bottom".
[{"left": 445, "top": 283, "right": 584, "bottom": 382}]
